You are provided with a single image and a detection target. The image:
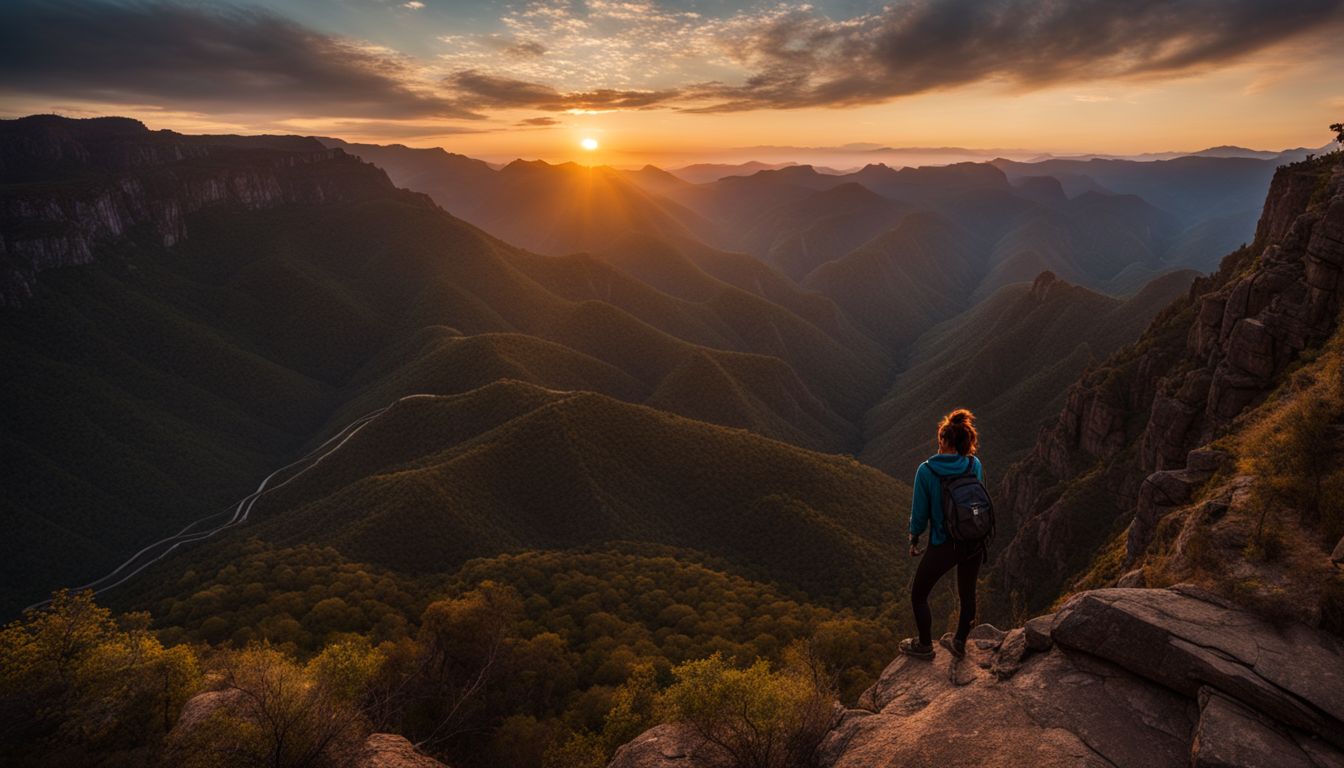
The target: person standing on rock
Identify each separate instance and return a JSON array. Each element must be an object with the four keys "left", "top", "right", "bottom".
[{"left": 900, "top": 408, "right": 995, "bottom": 660}]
